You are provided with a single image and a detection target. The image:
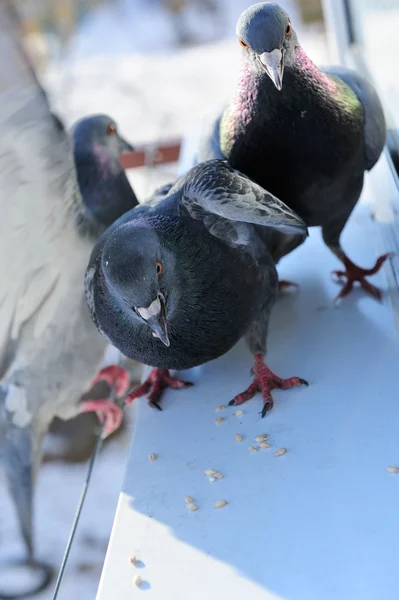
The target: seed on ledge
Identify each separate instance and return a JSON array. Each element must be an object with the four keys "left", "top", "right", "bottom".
[
  {"left": 215, "top": 417, "right": 224, "bottom": 424},
  {"left": 255, "top": 435, "right": 268, "bottom": 443},
  {"left": 214, "top": 472, "right": 224, "bottom": 480},
  {"left": 133, "top": 574, "right": 143, "bottom": 587},
  {"left": 128, "top": 555, "right": 137, "bottom": 565},
  {"left": 148, "top": 453, "right": 157, "bottom": 462},
  {"left": 215, "top": 405, "right": 226, "bottom": 412},
  {"left": 204, "top": 469, "right": 216, "bottom": 477},
  {"left": 386, "top": 466, "right": 399, "bottom": 474},
  {"left": 187, "top": 502, "right": 199, "bottom": 511},
  {"left": 275, "top": 447, "right": 287, "bottom": 457},
  {"left": 259, "top": 442, "right": 271, "bottom": 449},
  {"left": 184, "top": 496, "right": 193, "bottom": 504},
  {"left": 235, "top": 410, "right": 244, "bottom": 417},
  {"left": 214, "top": 500, "right": 228, "bottom": 509},
  {"left": 249, "top": 446, "right": 257, "bottom": 453},
  {"left": 209, "top": 477, "right": 216, "bottom": 483},
  {"left": 235, "top": 433, "right": 243, "bottom": 442}
]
